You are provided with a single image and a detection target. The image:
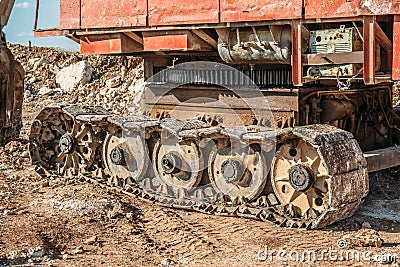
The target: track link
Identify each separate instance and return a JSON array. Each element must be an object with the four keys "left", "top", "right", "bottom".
[{"left": 29, "top": 105, "right": 369, "bottom": 229}]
